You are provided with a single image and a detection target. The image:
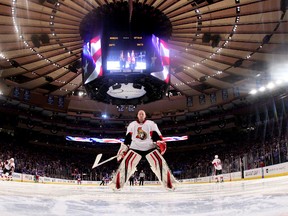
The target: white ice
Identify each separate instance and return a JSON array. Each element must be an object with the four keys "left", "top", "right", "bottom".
[{"left": 0, "top": 176, "right": 288, "bottom": 216}]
